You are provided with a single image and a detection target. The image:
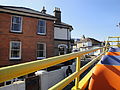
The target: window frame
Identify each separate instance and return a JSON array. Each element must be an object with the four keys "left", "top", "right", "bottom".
[
  {"left": 10, "top": 16, "right": 22, "bottom": 33},
  {"left": 9, "top": 41, "right": 22, "bottom": 60},
  {"left": 36, "top": 43, "right": 46, "bottom": 59},
  {"left": 37, "top": 20, "right": 46, "bottom": 35}
]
